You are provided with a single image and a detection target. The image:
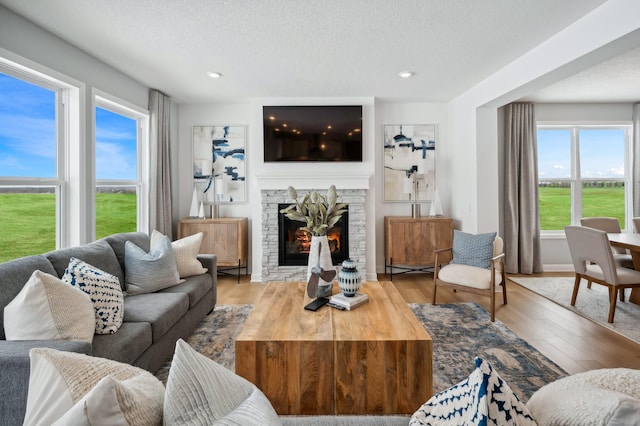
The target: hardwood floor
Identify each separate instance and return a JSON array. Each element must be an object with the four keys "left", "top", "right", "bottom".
[{"left": 217, "top": 272, "right": 640, "bottom": 375}]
